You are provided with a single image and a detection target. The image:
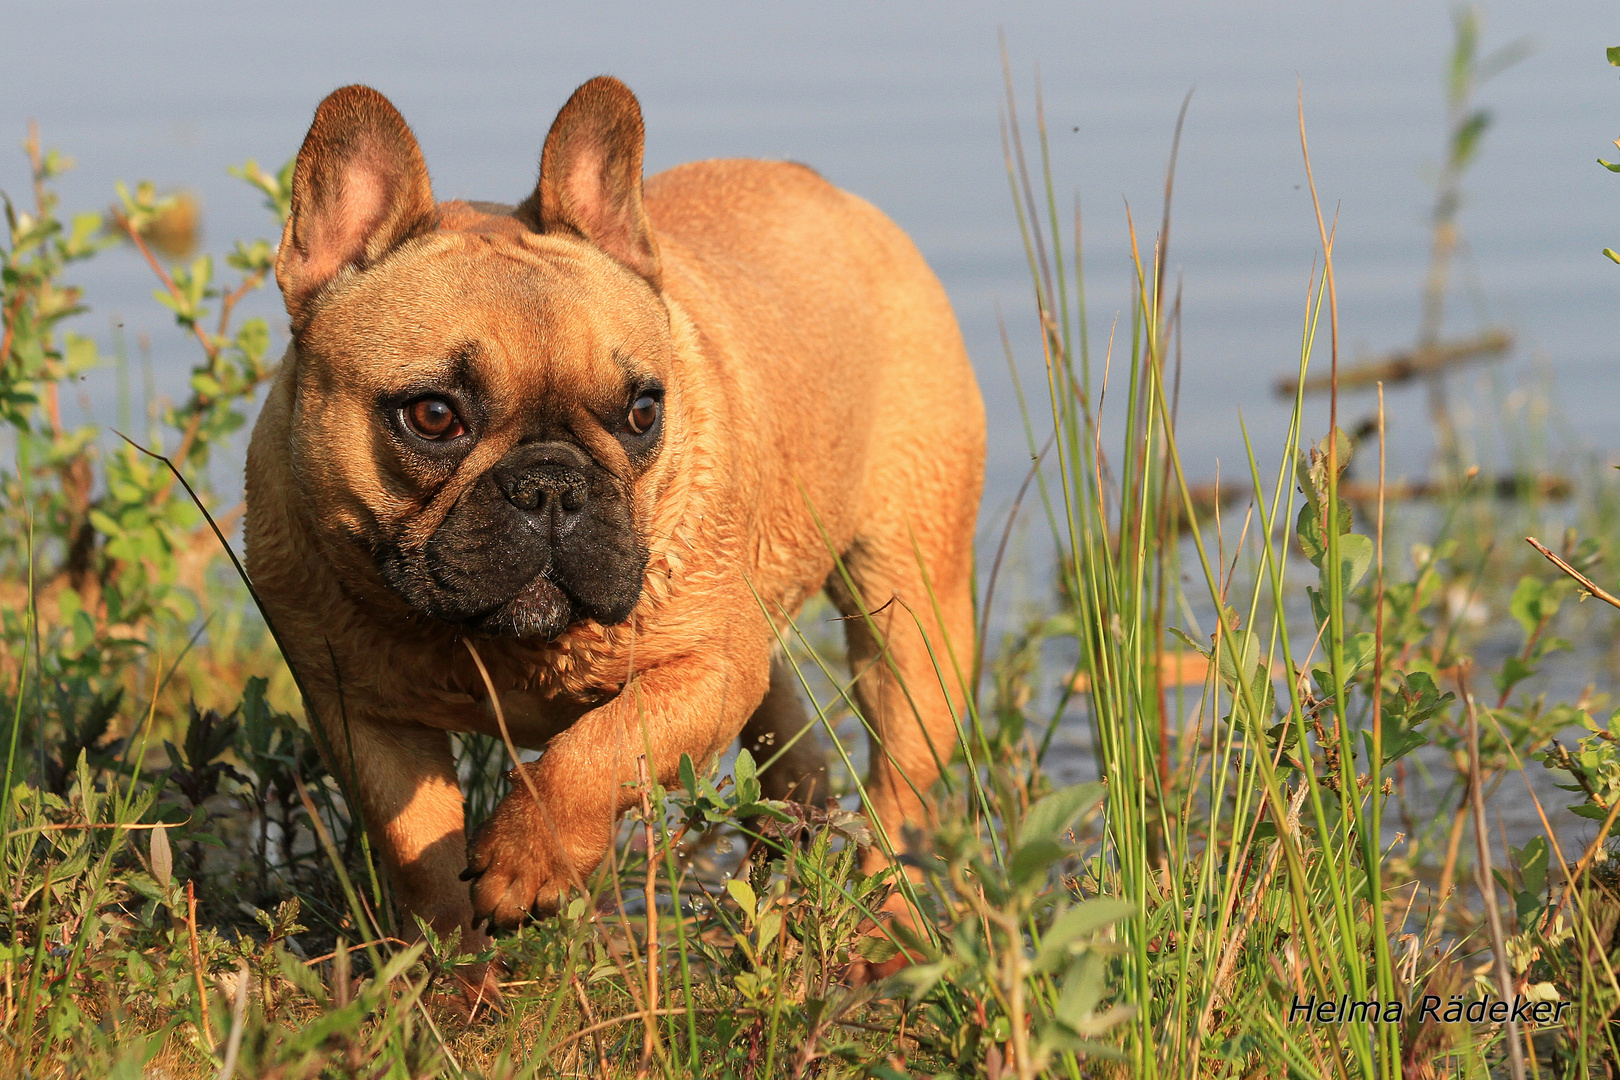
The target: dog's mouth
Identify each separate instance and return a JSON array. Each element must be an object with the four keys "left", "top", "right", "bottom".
[
  {"left": 376, "top": 540, "right": 645, "bottom": 642},
  {"left": 464, "top": 573, "right": 577, "bottom": 640}
]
